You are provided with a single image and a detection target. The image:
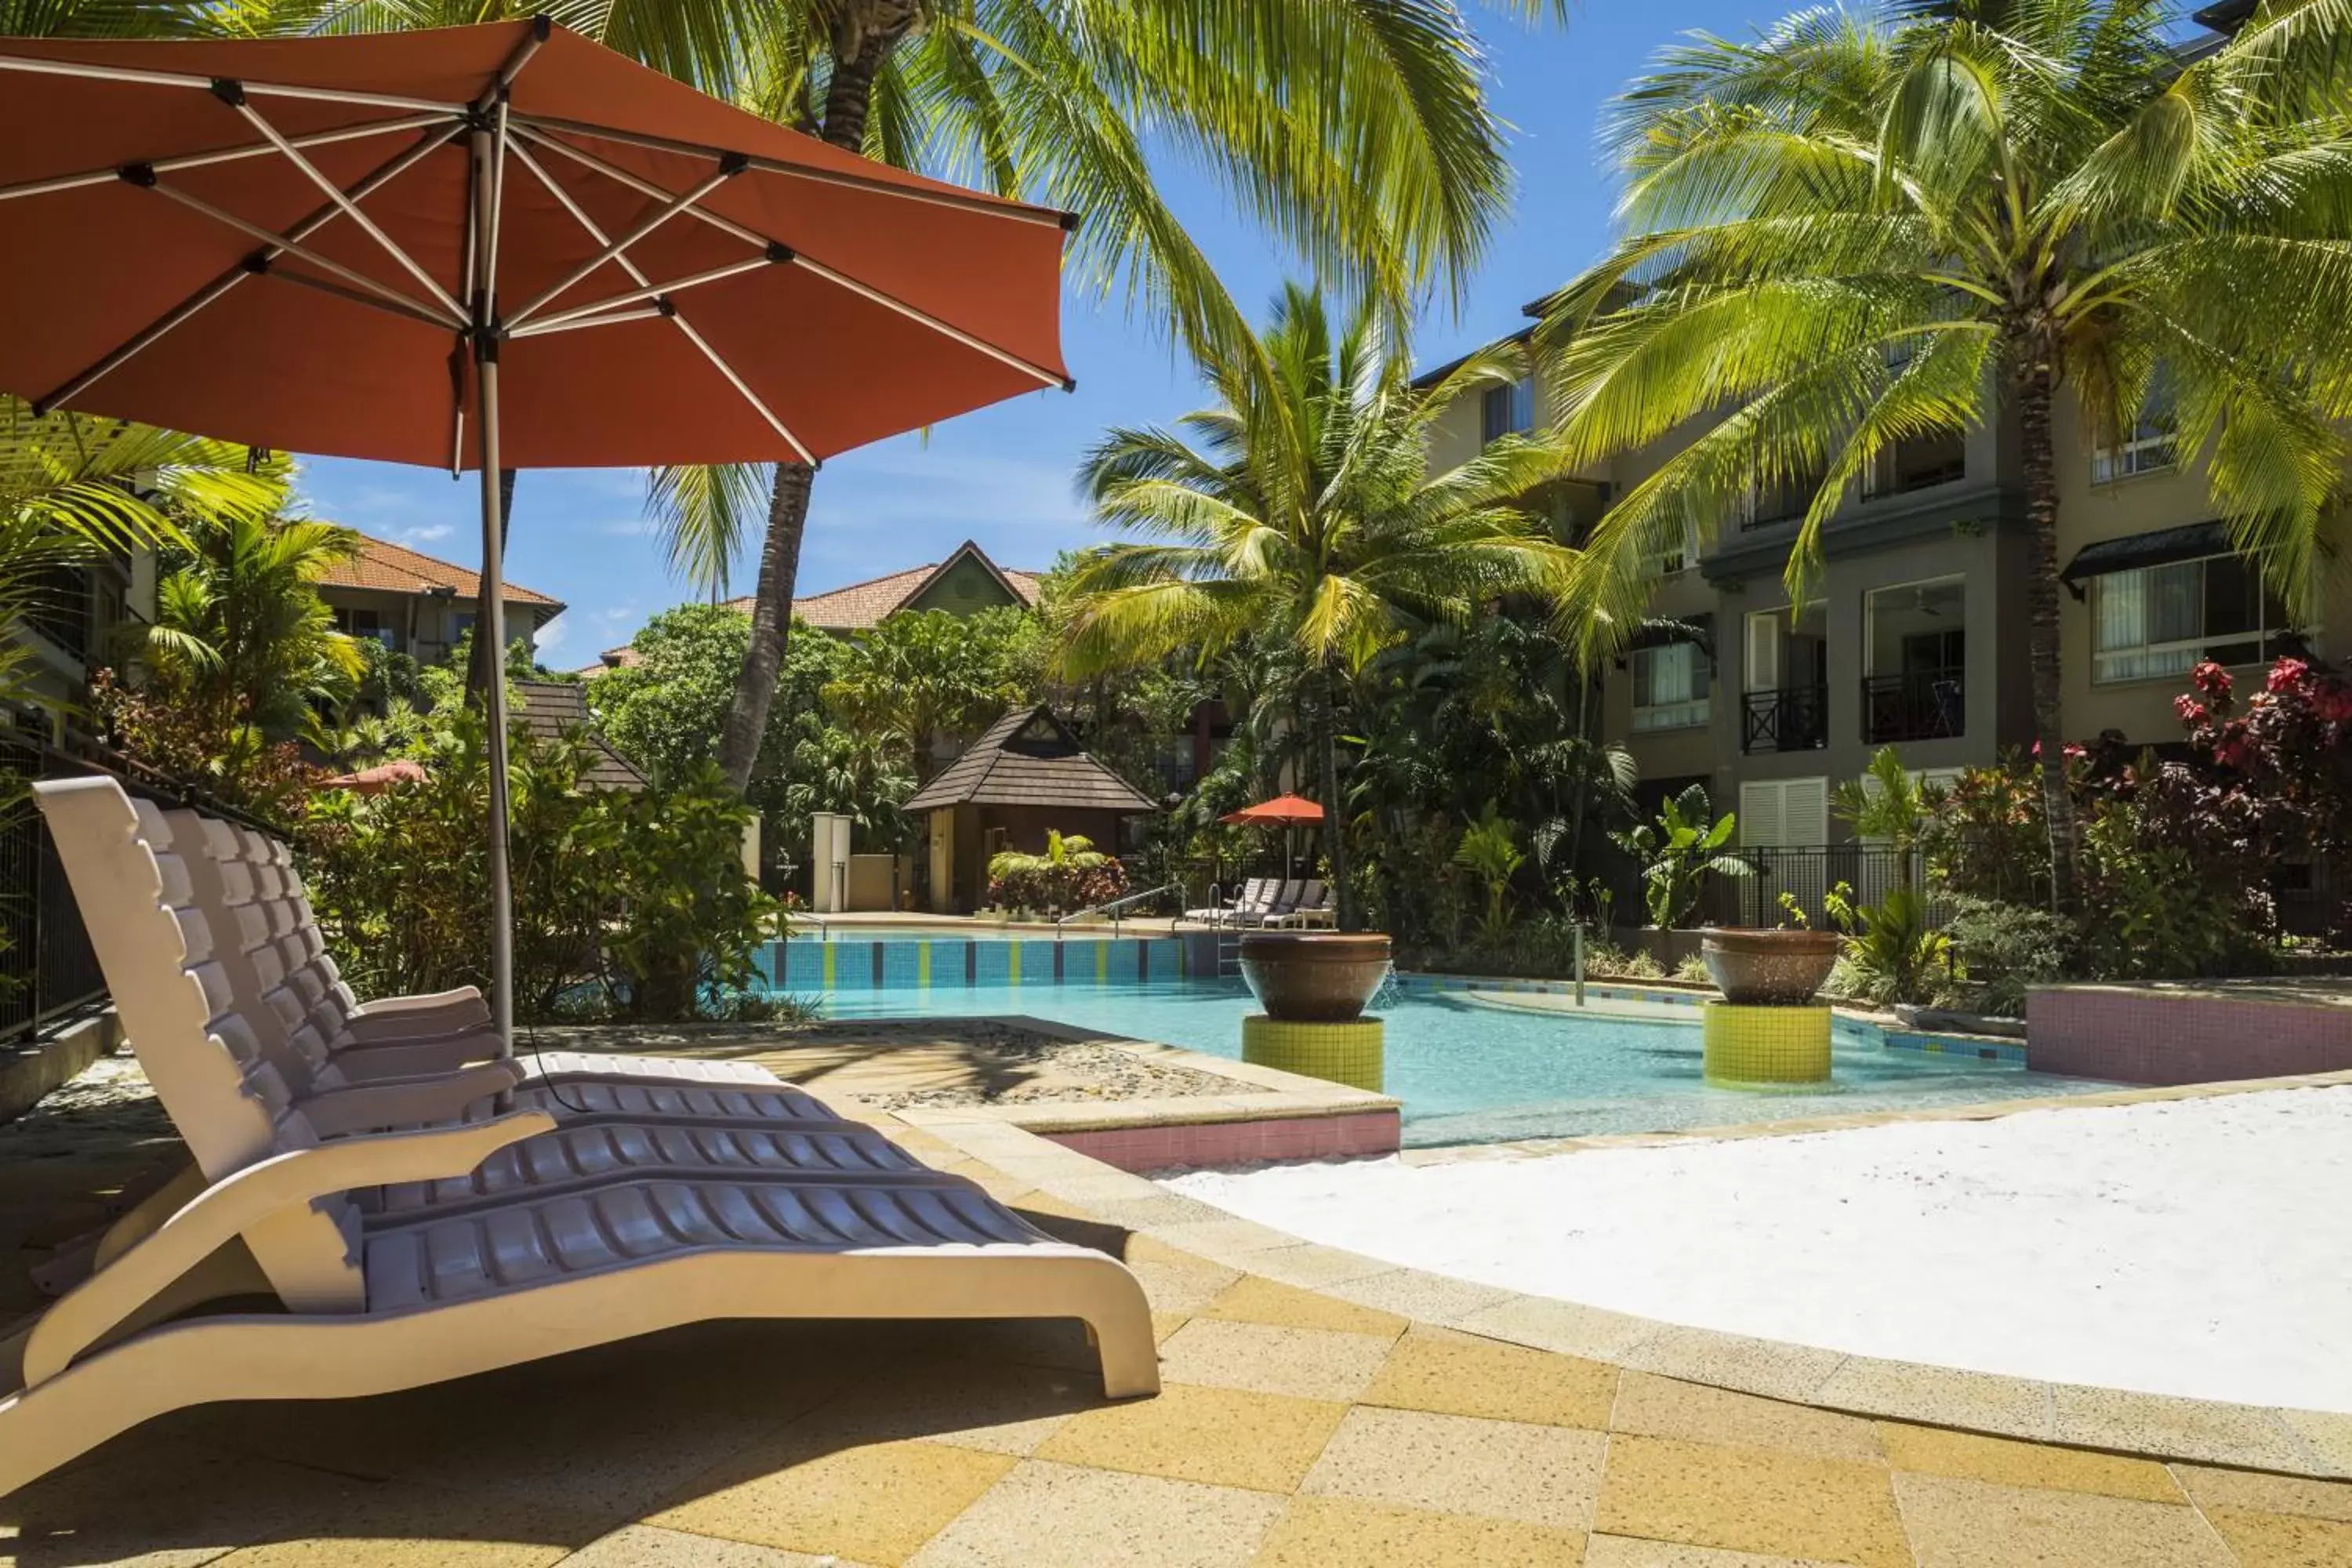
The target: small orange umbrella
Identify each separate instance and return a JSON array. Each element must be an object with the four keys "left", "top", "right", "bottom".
[
  {"left": 1219, "top": 793, "right": 1325, "bottom": 826},
  {"left": 325, "top": 758, "right": 430, "bottom": 794}
]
